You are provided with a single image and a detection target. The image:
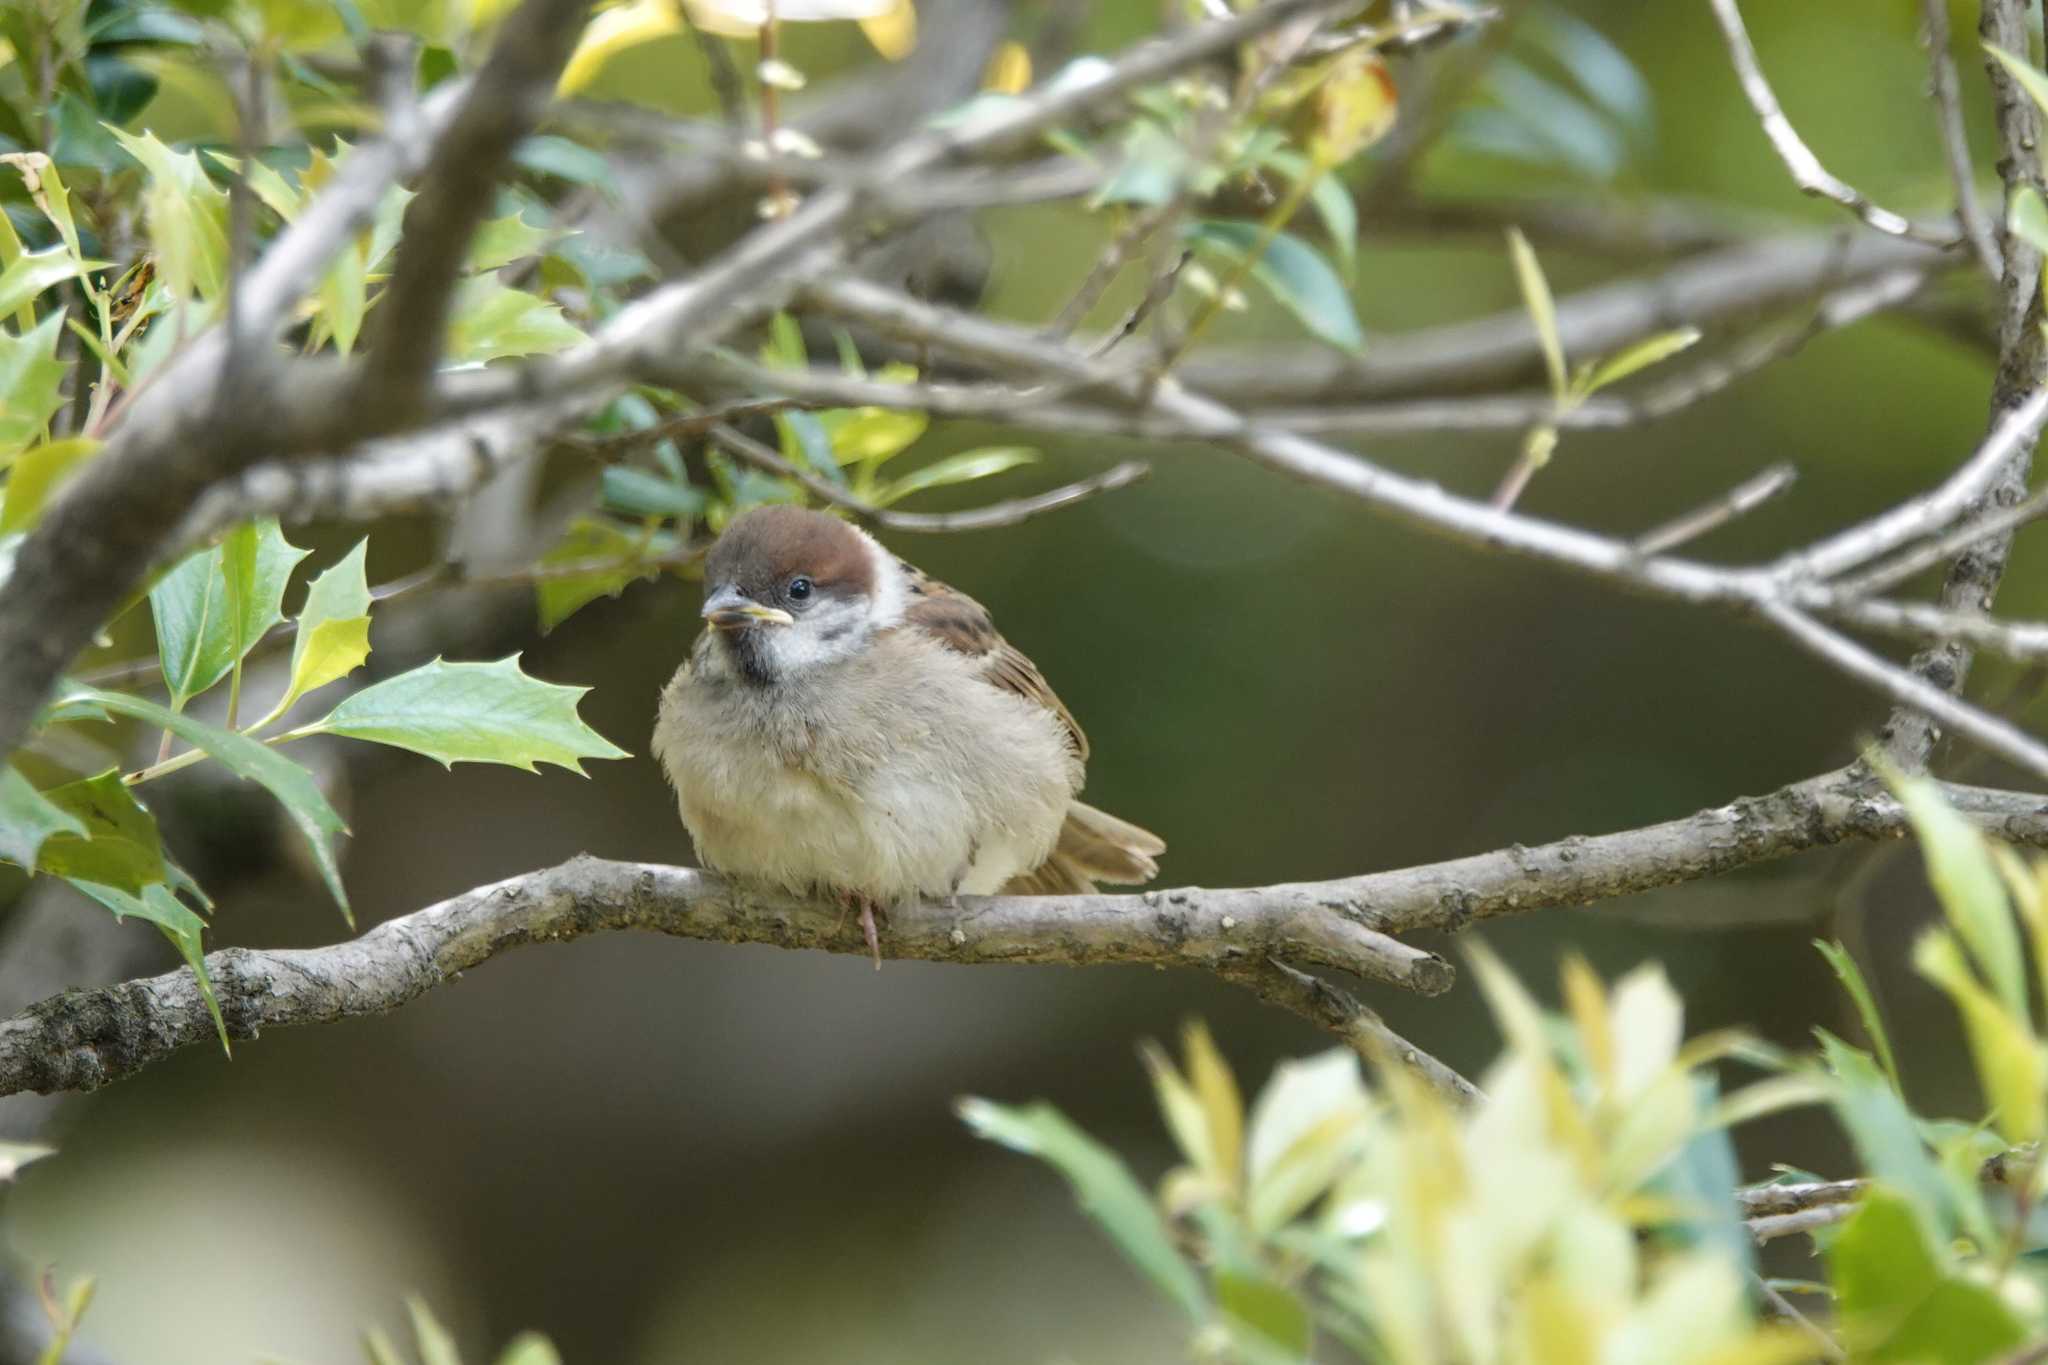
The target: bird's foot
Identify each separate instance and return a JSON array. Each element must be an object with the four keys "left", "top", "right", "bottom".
[{"left": 858, "top": 899, "right": 882, "bottom": 972}]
